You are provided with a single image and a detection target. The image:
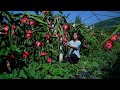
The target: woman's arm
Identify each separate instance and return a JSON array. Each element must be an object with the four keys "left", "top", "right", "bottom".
[
  {"left": 67, "top": 44, "right": 76, "bottom": 49},
  {"left": 63, "top": 42, "right": 76, "bottom": 49},
  {"left": 65, "top": 41, "right": 81, "bottom": 49}
]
